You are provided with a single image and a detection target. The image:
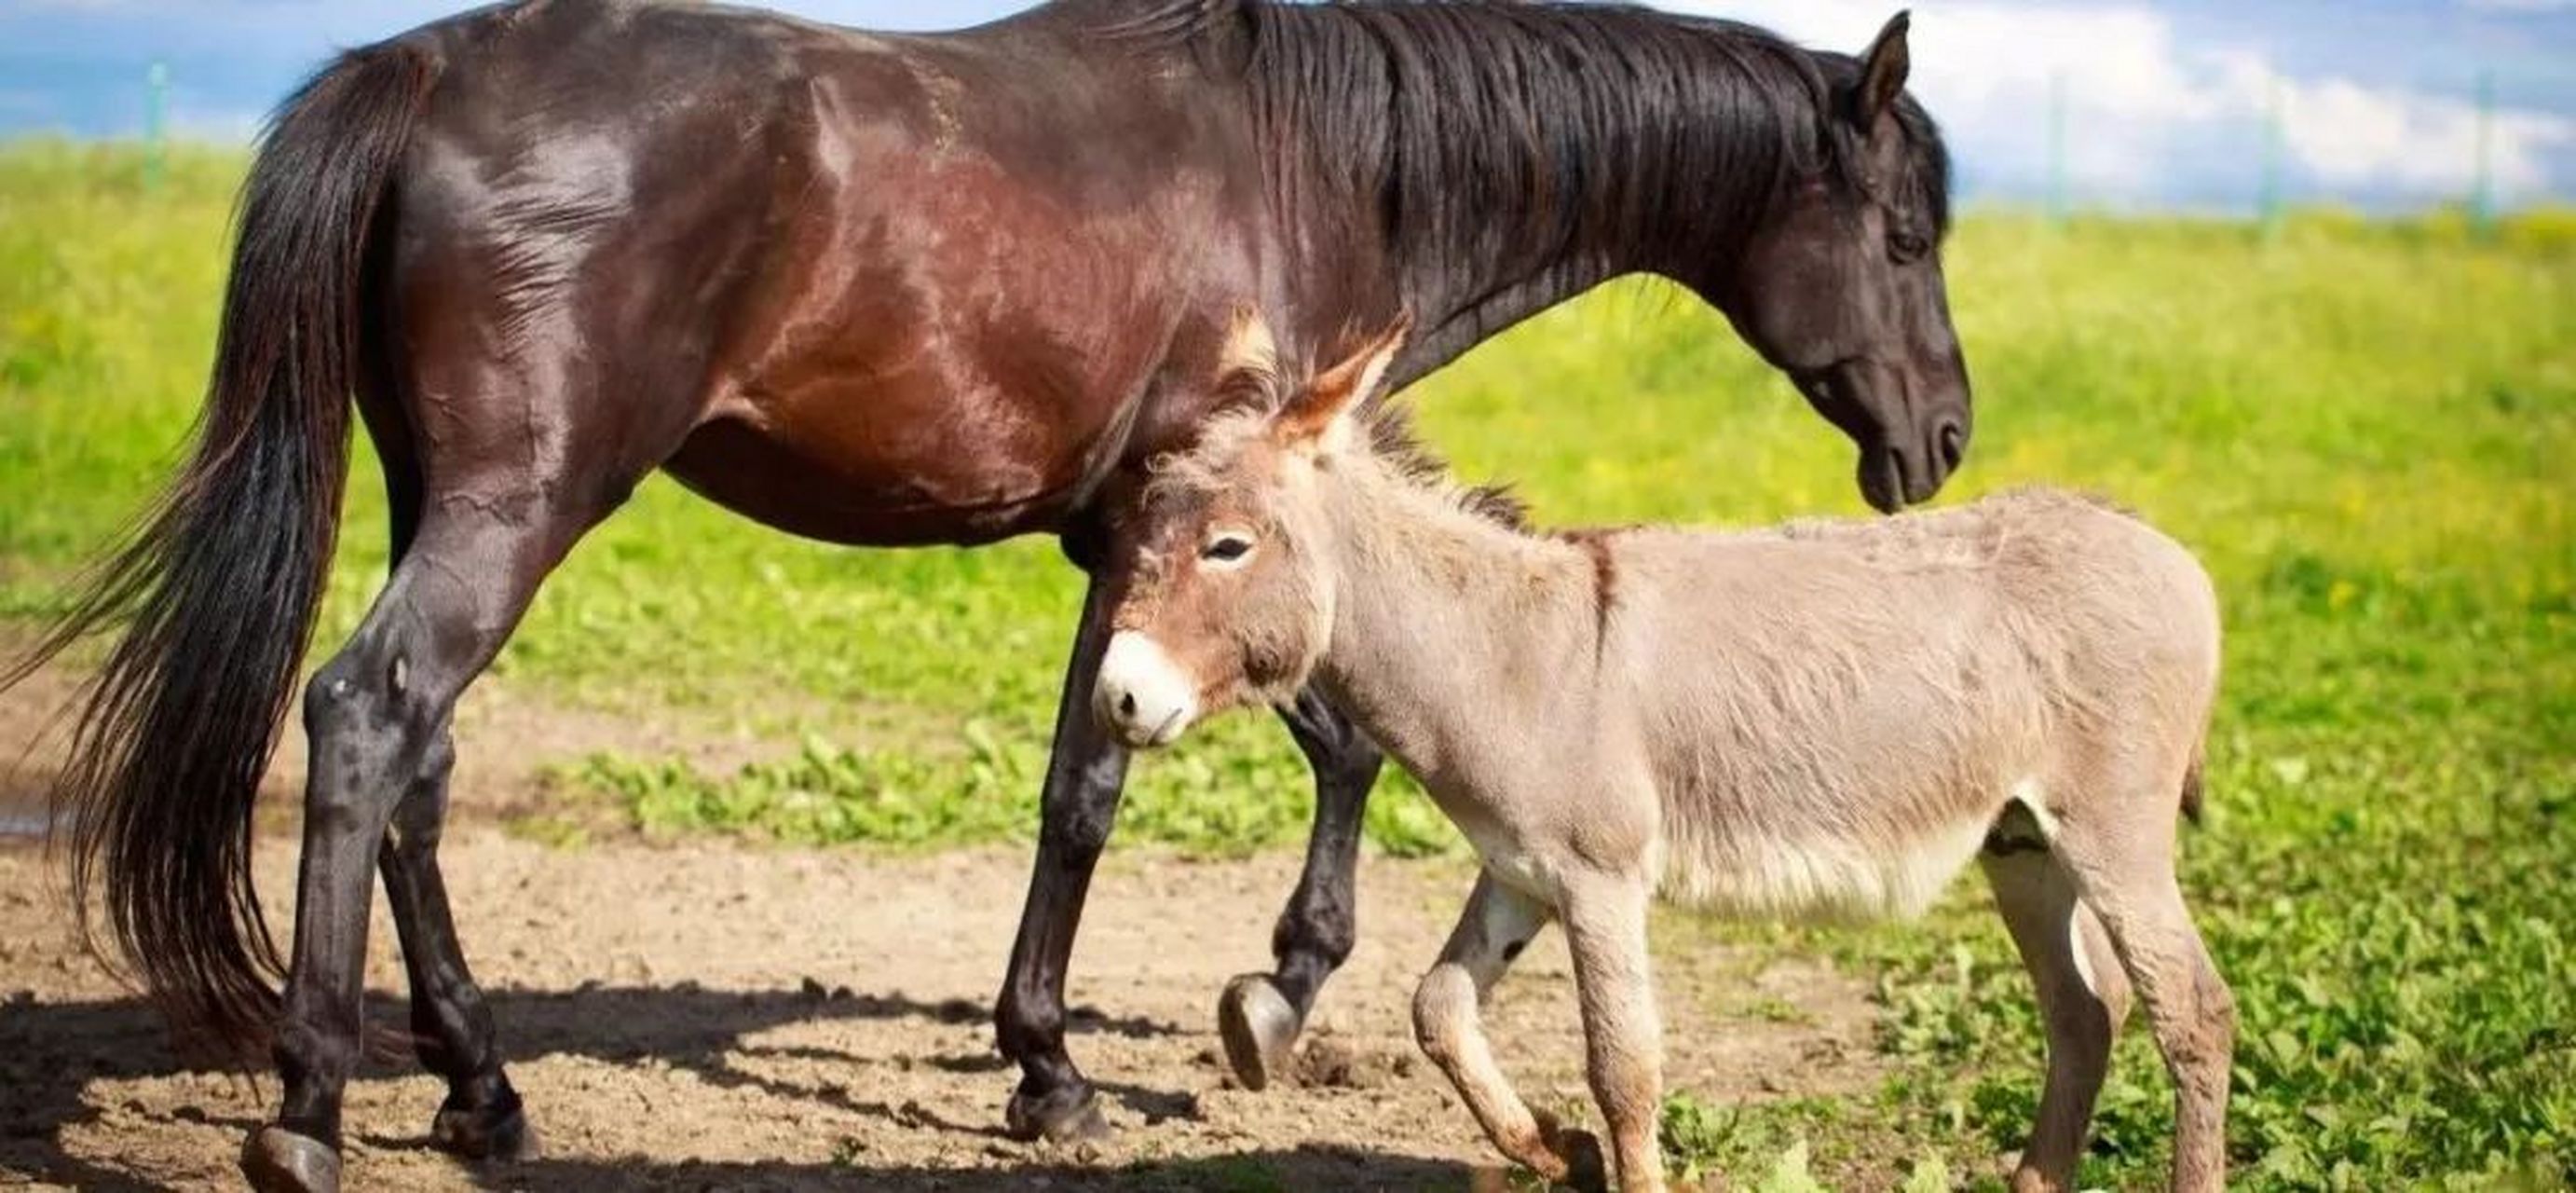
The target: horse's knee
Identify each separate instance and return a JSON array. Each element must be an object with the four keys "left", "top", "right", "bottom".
[
  {"left": 1411, "top": 966, "right": 1477, "bottom": 1066},
  {"left": 1037, "top": 799, "right": 1116, "bottom": 861},
  {"left": 1036, "top": 746, "right": 1125, "bottom": 858}
]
